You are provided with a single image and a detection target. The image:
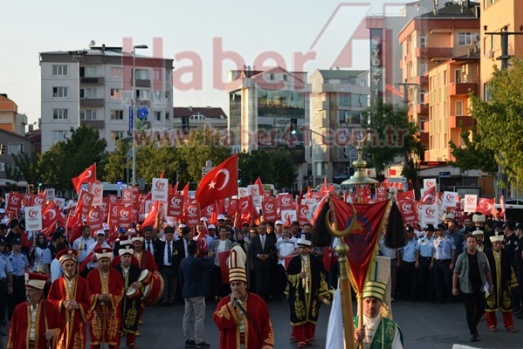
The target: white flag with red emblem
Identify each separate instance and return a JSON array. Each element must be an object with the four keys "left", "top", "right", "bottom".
[{"left": 196, "top": 154, "right": 238, "bottom": 209}]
